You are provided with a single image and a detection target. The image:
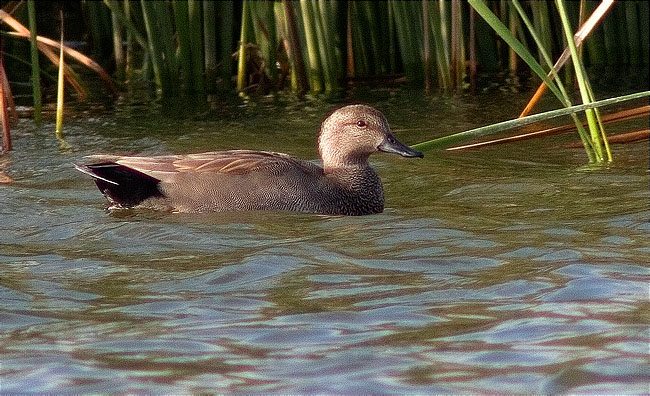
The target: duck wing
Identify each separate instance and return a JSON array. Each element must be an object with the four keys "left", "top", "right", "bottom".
[
  {"left": 84, "top": 150, "right": 320, "bottom": 179},
  {"left": 76, "top": 150, "right": 322, "bottom": 209}
]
